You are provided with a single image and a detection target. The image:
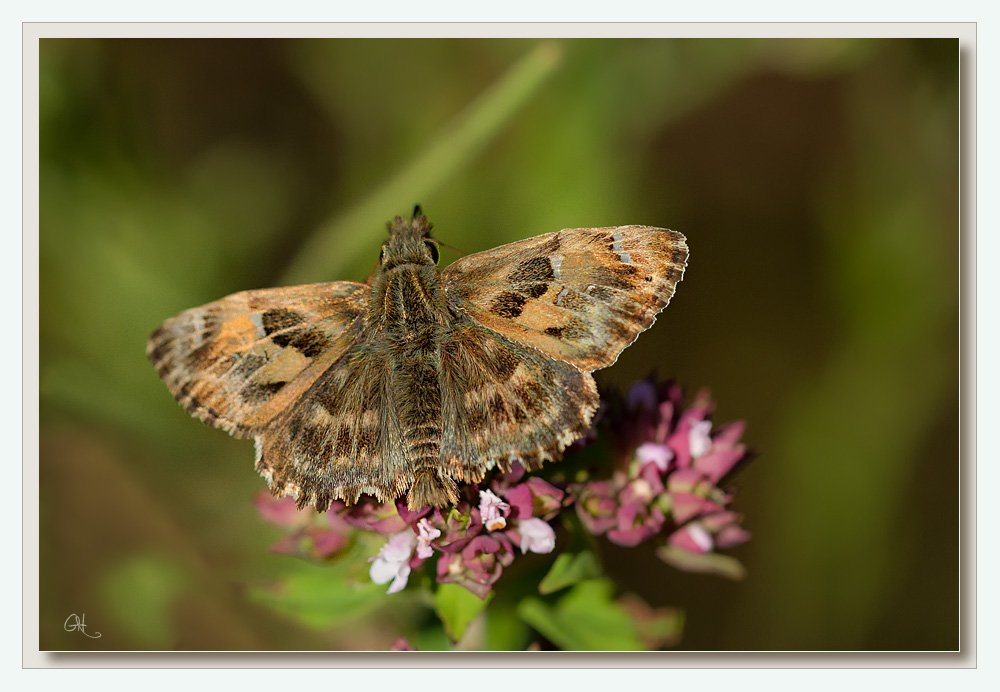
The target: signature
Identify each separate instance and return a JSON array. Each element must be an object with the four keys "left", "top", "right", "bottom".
[{"left": 64, "top": 613, "right": 101, "bottom": 639}]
